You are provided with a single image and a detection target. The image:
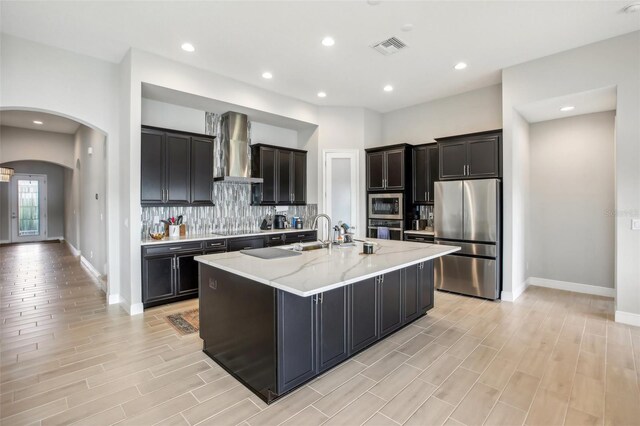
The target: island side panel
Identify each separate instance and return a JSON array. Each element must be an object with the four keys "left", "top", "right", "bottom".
[{"left": 199, "top": 264, "right": 277, "bottom": 401}]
